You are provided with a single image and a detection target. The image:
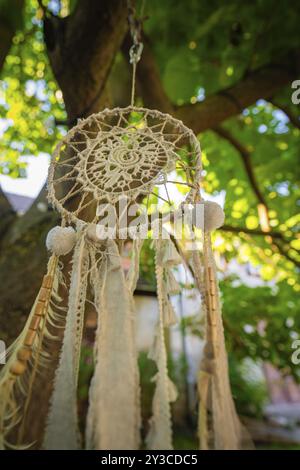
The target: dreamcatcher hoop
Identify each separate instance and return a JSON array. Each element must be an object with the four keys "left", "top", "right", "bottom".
[{"left": 48, "top": 106, "right": 202, "bottom": 224}]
